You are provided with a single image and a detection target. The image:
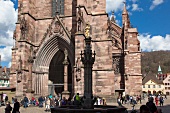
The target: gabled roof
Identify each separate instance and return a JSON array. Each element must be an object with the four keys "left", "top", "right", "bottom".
[{"left": 142, "top": 74, "right": 163, "bottom": 85}]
